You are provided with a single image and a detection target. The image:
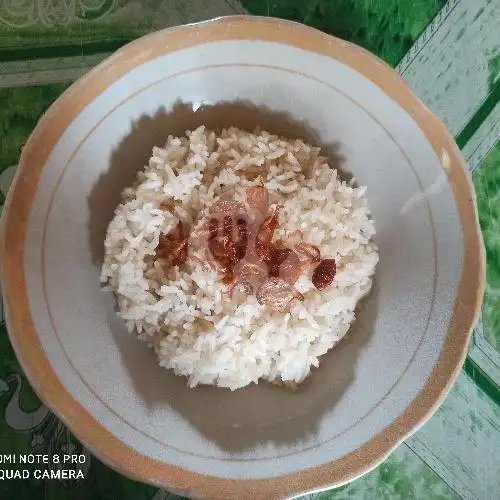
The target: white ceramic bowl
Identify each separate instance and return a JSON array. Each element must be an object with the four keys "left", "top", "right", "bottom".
[{"left": 1, "top": 16, "right": 485, "bottom": 500}]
